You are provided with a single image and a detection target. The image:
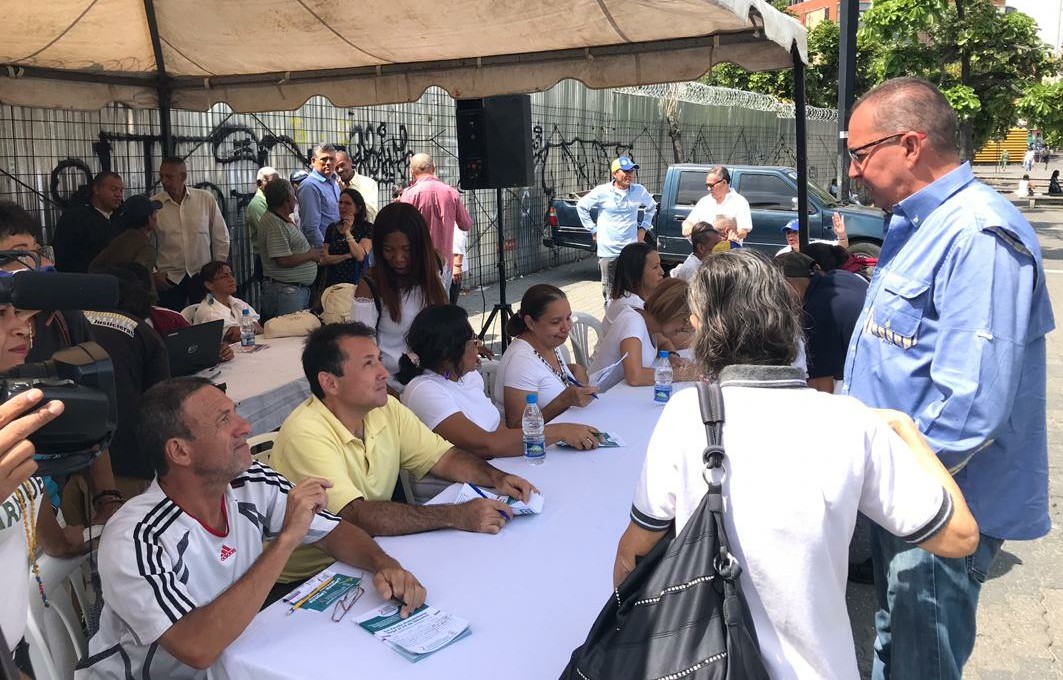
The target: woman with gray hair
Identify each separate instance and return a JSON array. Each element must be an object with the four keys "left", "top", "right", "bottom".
[{"left": 612, "top": 249, "right": 979, "bottom": 679}]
